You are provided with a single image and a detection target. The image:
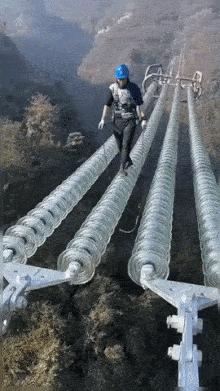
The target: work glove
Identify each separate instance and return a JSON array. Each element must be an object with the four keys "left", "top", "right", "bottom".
[
  {"left": 141, "top": 119, "right": 147, "bottom": 129},
  {"left": 98, "top": 119, "right": 105, "bottom": 129}
]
